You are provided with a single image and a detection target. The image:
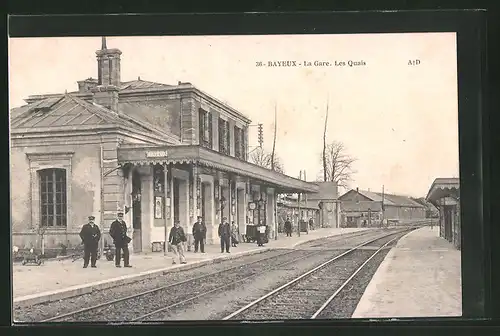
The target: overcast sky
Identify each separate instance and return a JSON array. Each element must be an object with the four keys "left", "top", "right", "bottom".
[{"left": 9, "top": 33, "right": 459, "bottom": 197}]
